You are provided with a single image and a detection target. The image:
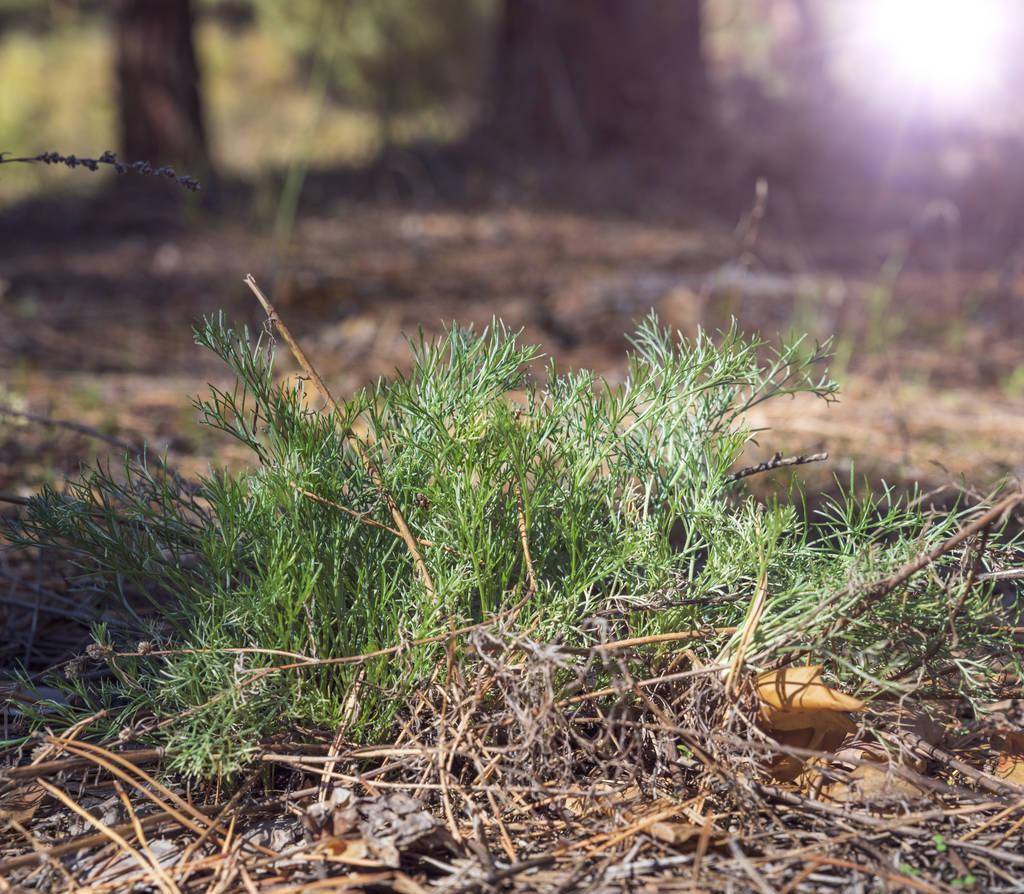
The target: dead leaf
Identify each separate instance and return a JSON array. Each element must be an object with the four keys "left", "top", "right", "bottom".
[
  {"left": 303, "top": 787, "right": 359, "bottom": 840},
  {"left": 761, "top": 708, "right": 856, "bottom": 741},
  {"left": 995, "top": 733, "right": 1024, "bottom": 786},
  {"left": 0, "top": 781, "right": 45, "bottom": 825},
  {"left": 995, "top": 755, "right": 1024, "bottom": 786},
  {"left": 304, "top": 788, "right": 460, "bottom": 869},
  {"left": 821, "top": 744, "right": 928, "bottom": 802},
  {"left": 756, "top": 666, "right": 865, "bottom": 713},
  {"left": 756, "top": 667, "right": 863, "bottom": 783},
  {"left": 323, "top": 836, "right": 377, "bottom": 866},
  {"left": 649, "top": 821, "right": 701, "bottom": 846},
  {"left": 1001, "top": 732, "right": 1024, "bottom": 756}
]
